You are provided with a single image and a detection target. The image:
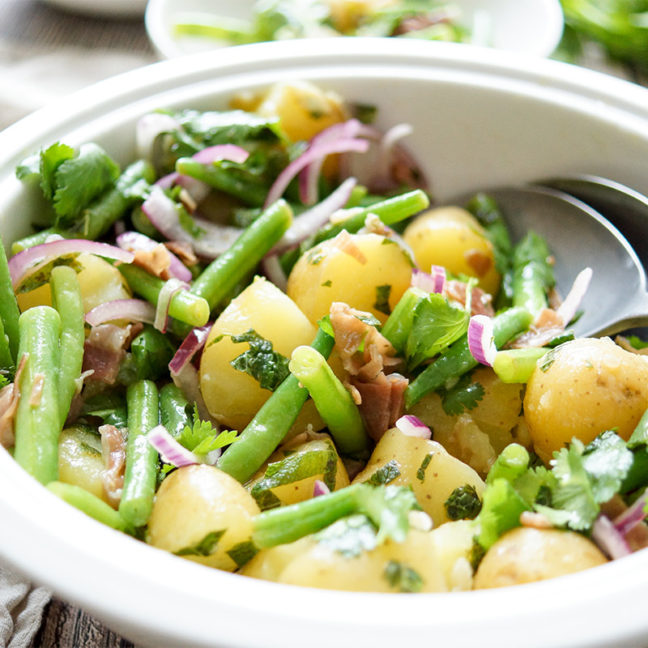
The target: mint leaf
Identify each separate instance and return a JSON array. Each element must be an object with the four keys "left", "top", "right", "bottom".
[
  {"left": 174, "top": 529, "right": 225, "bottom": 556},
  {"left": 444, "top": 484, "right": 482, "bottom": 520},
  {"left": 230, "top": 329, "right": 290, "bottom": 391},
  {"left": 366, "top": 460, "right": 401, "bottom": 486}
]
